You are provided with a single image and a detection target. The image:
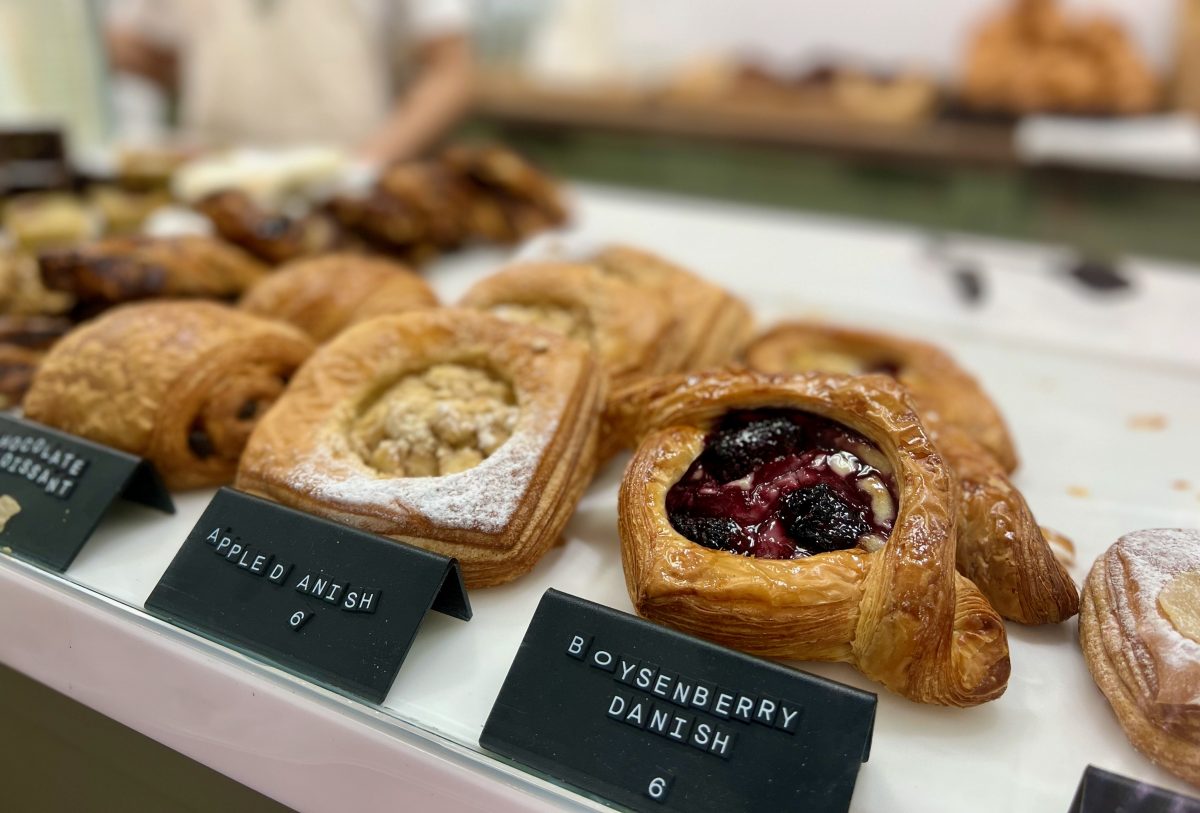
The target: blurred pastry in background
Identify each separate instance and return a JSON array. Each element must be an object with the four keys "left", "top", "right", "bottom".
[
  {"left": 0, "top": 250, "right": 74, "bottom": 316},
  {"left": 662, "top": 57, "right": 938, "bottom": 126},
  {"left": 39, "top": 235, "right": 268, "bottom": 318},
  {"left": 330, "top": 144, "right": 569, "bottom": 264},
  {"left": 962, "top": 0, "right": 1159, "bottom": 115},
  {"left": 832, "top": 70, "right": 938, "bottom": 125},
  {"left": 0, "top": 315, "right": 74, "bottom": 408},
  {"left": 88, "top": 185, "right": 171, "bottom": 236},
  {"left": 197, "top": 189, "right": 344, "bottom": 265},
  {"left": 3, "top": 193, "right": 98, "bottom": 252},
  {"left": 241, "top": 253, "right": 437, "bottom": 342},
  {"left": 116, "top": 146, "right": 193, "bottom": 192}
]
